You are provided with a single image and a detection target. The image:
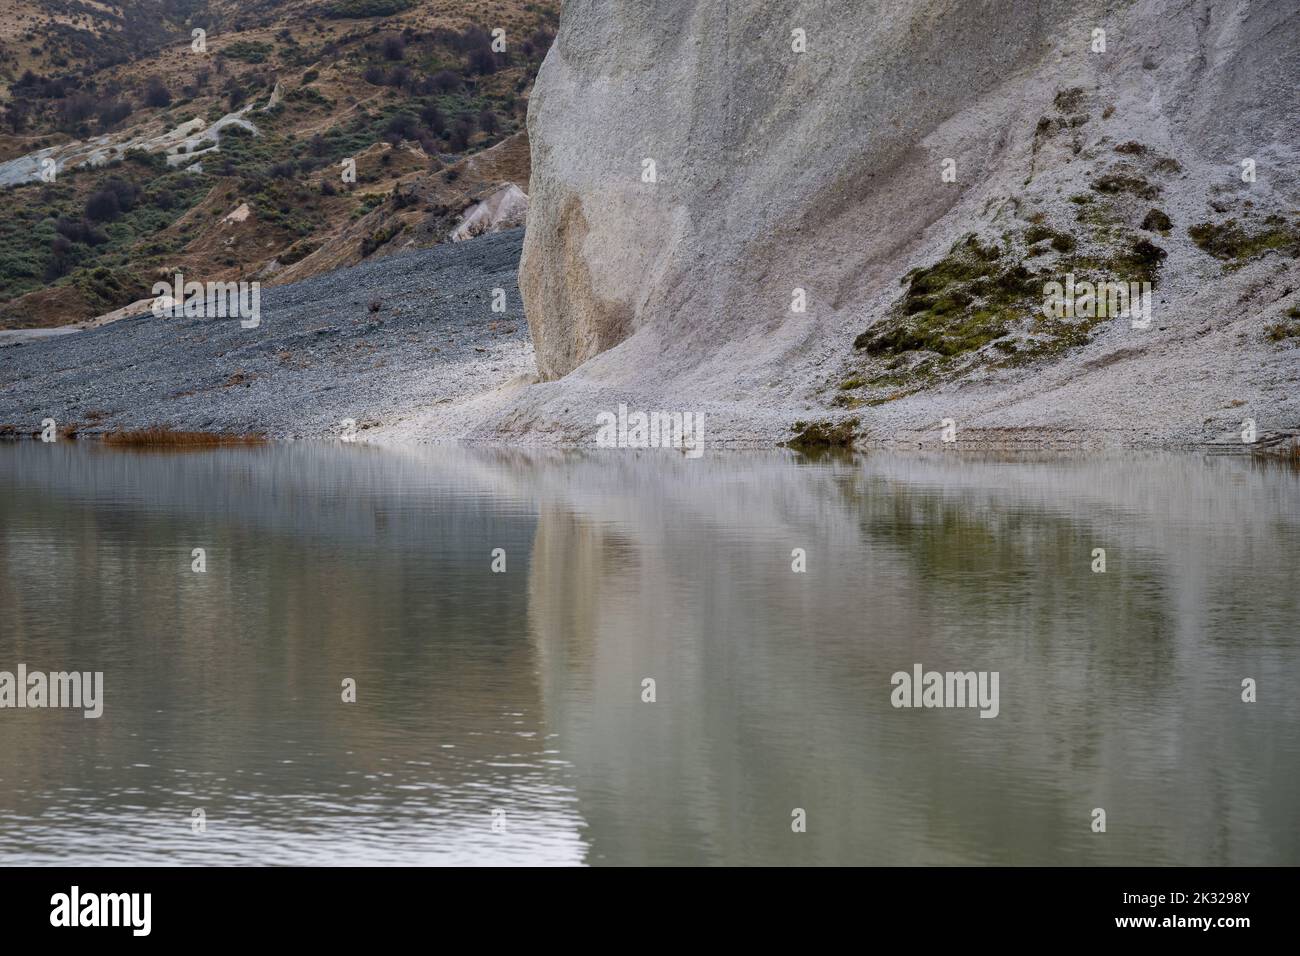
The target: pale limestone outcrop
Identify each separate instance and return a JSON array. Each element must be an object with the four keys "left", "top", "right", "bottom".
[{"left": 517, "top": 0, "right": 1300, "bottom": 453}]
